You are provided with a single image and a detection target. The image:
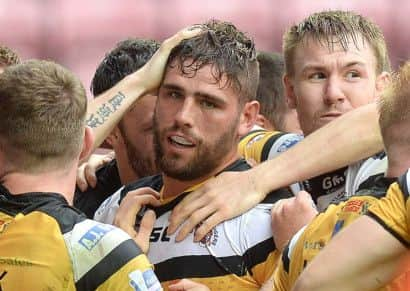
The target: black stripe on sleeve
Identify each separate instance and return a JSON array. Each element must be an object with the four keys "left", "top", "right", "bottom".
[
  {"left": 282, "top": 243, "right": 291, "bottom": 273},
  {"left": 75, "top": 239, "right": 144, "bottom": 291},
  {"left": 366, "top": 211, "right": 410, "bottom": 248},
  {"left": 243, "top": 237, "right": 276, "bottom": 274},
  {"left": 261, "top": 133, "right": 286, "bottom": 161},
  {"left": 398, "top": 173, "right": 409, "bottom": 199}
]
